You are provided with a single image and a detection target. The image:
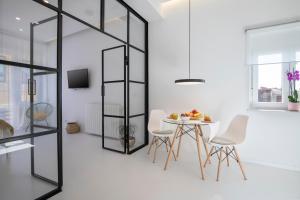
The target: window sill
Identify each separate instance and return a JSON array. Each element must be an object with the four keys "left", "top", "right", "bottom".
[{"left": 247, "top": 107, "right": 300, "bottom": 113}]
